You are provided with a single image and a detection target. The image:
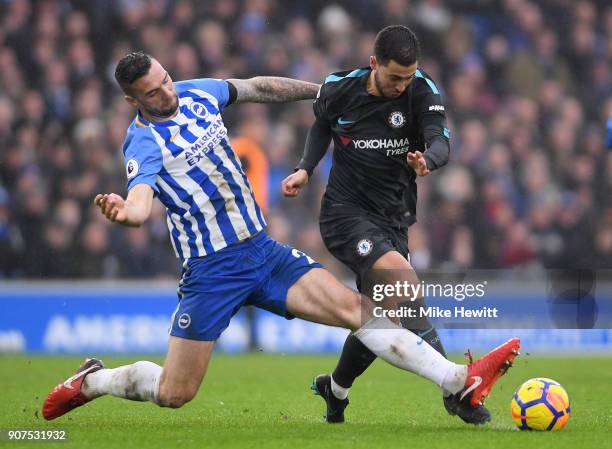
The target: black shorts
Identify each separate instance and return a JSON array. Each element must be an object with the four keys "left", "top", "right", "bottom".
[{"left": 319, "top": 201, "right": 409, "bottom": 284}]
